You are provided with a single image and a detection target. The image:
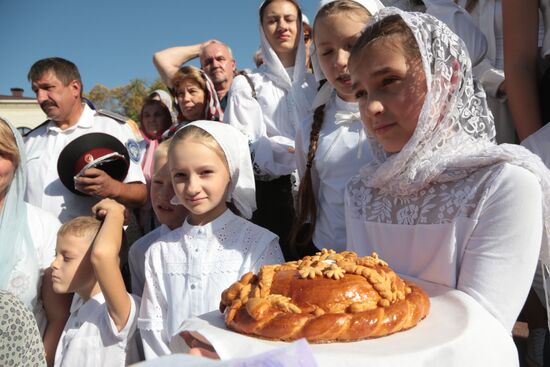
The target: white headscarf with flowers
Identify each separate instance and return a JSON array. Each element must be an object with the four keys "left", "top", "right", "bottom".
[{"left": 355, "top": 7, "right": 550, "bottom": 323}]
